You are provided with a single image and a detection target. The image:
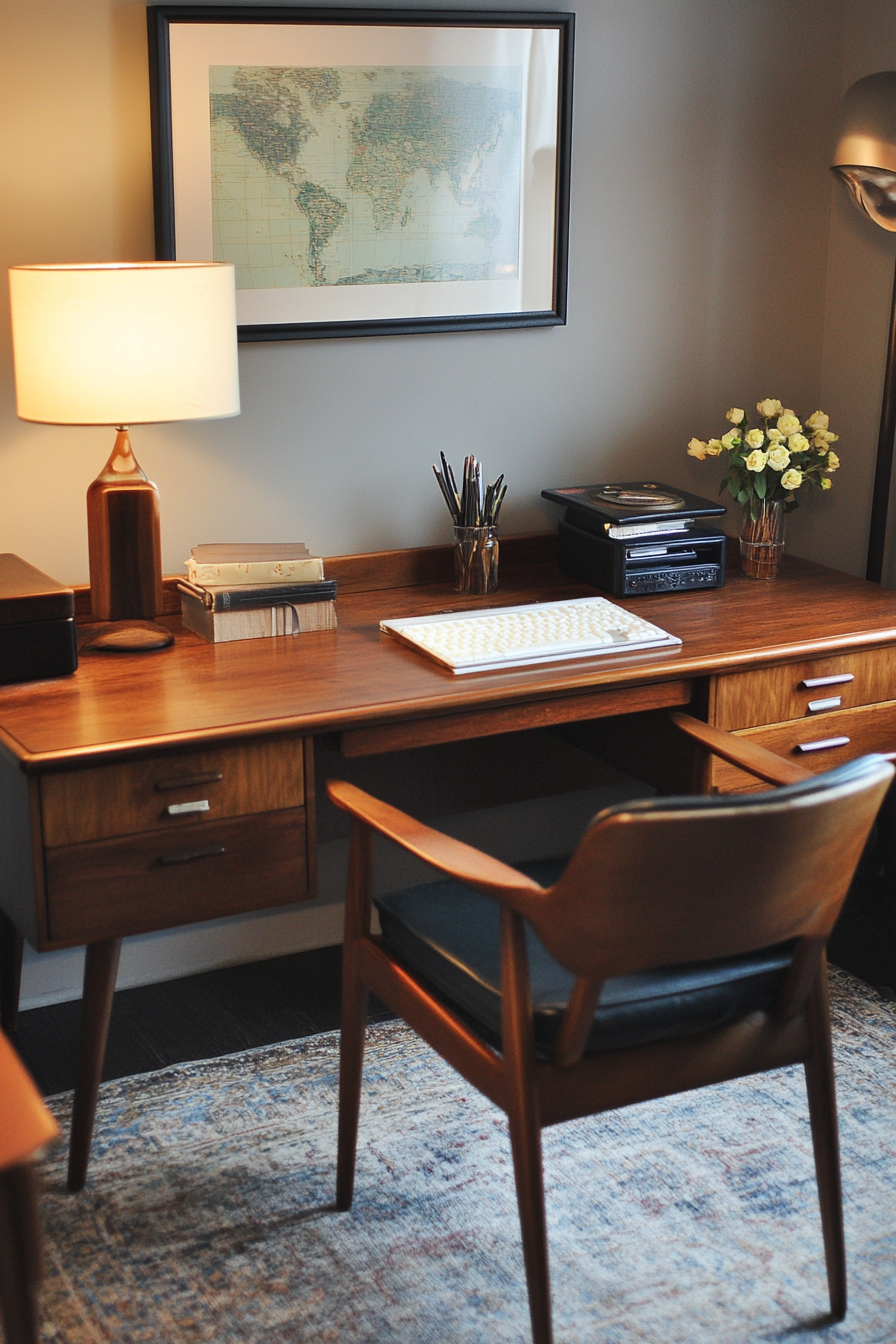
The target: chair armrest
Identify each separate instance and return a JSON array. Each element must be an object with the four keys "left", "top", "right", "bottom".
[
  {"left": 326, "top": 779, "right": 546, "bottom": 901},
  {"left": 670, "top": 711, "right": 813, "bottom": 786}
]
